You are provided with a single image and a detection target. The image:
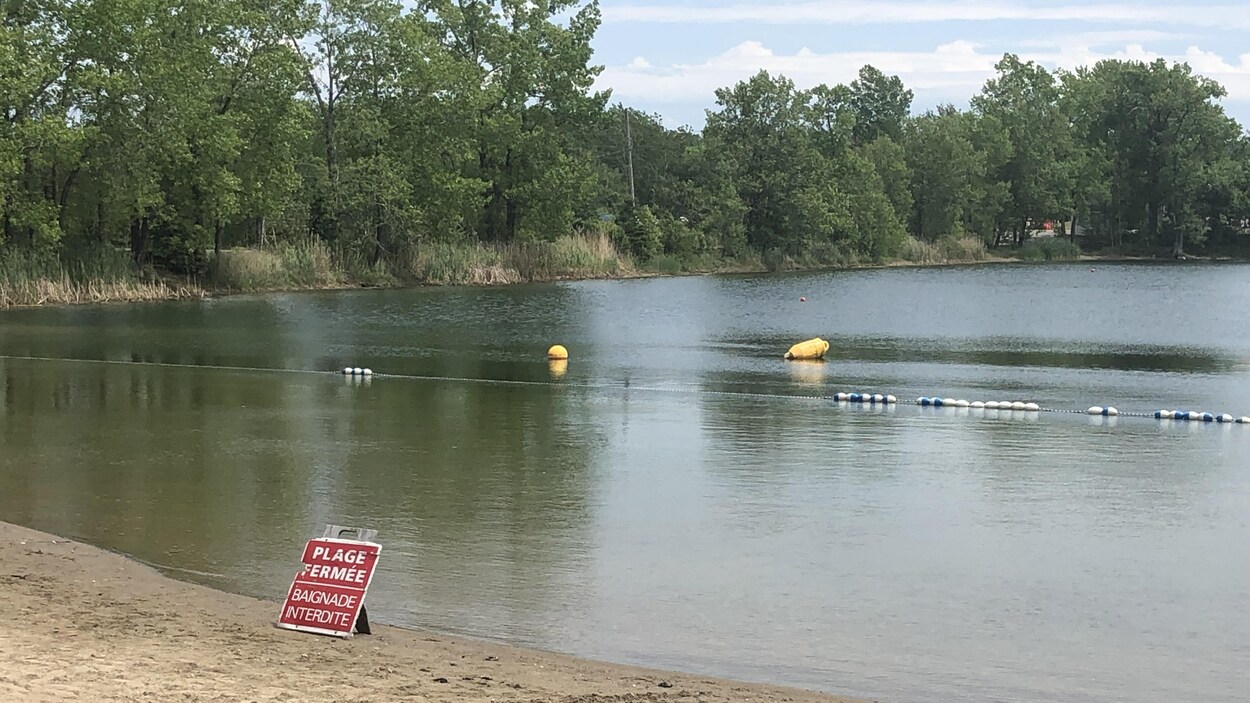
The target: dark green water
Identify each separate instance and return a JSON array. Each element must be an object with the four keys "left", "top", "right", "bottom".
[{"left": 1, "top": 262, "right": 1247, "bottom": 702}]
